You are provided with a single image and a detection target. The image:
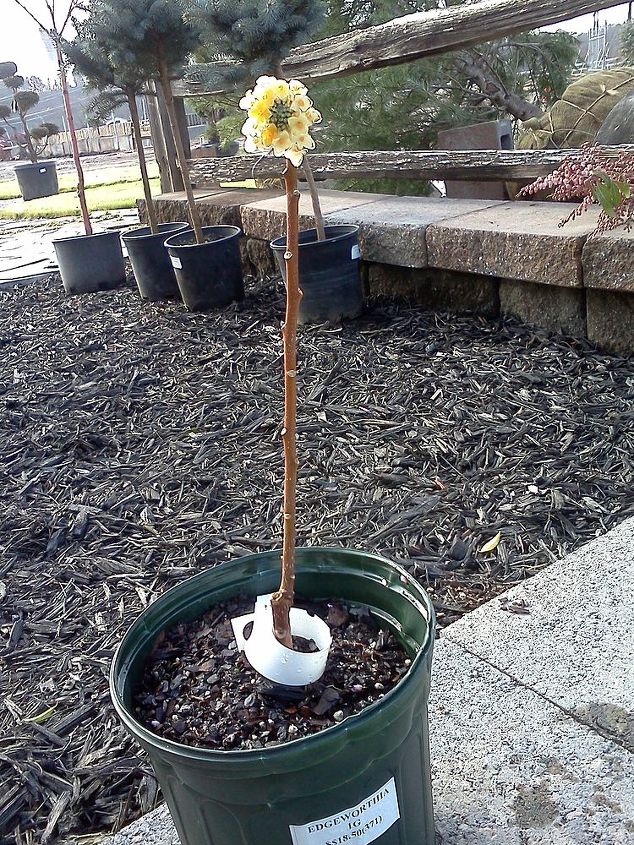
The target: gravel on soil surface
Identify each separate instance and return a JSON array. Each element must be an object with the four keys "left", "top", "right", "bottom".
[
  {"left": 134, "top": 598, "right": 408, "bottom": 751},
  {"left": 0, "top": 273, "right": 632, "bottom": 843}
]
